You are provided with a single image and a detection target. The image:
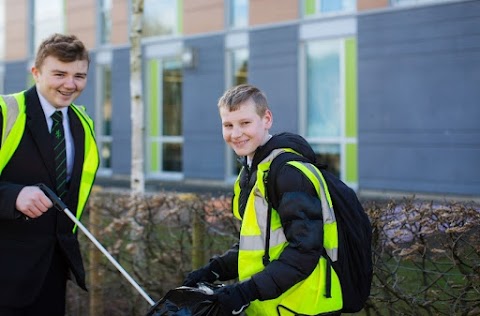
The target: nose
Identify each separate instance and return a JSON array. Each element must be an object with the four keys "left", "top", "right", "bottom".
[
  {"left": 231, "top": 125, "right": 242, "bottom": 138},
  {"left": 63, "top": 76, "right": 76, "bottom": 89}
]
